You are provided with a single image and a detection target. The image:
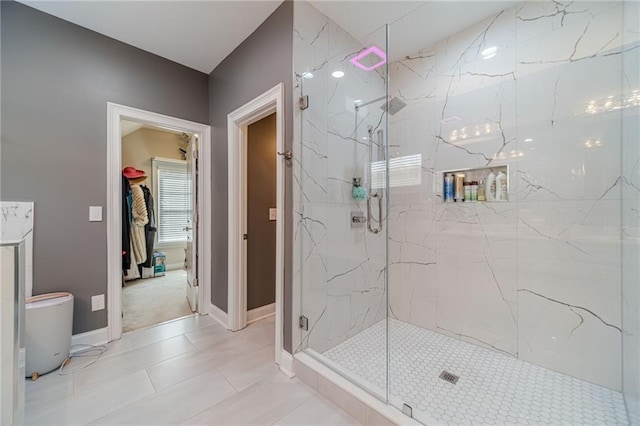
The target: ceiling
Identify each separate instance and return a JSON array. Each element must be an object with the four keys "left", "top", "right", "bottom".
[
  {"left": 19, "top": 0, "right": 283, "bottom": 74},
  {"left": 20, "top": 1, "right": 515, "bottom": 74},
  {"left": 121, "top": 120, "right": 143, "bottom": 137},
  {"left": 121, "top": 120, "right": 187, "bottom": 137}
]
